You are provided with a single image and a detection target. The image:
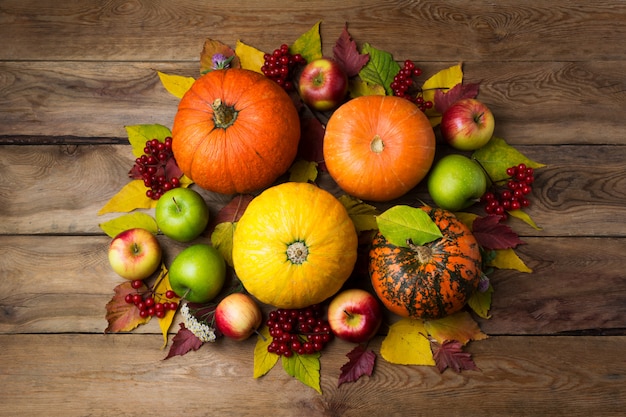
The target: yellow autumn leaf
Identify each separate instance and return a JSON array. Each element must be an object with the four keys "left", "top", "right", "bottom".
[
  {"left": 380, "top": 318, "right": 435, "bottom": 366},
  {"left": 211, "top": 222, "right": 235, "bottom": 267},
  {"left": 235, "top": 40, "right": 266, "bottom": 73},
  {"left": 125, "top": 124, "right": 173, "bottom": 158},
  {"left": 507, "top": 209, "right": 543, "bottom": 230},
  {"left": 339, "top": 194, "right": 379, "bottom": 233},
  {"left": 99, "top": 212, "right": 158, "bottom": 238},
  {"left": 98, "top": 180, "right": 158, "bottom": 215},
  {"left": 253, "top": 326, "right": 279, "bottom": 378},
  {"left": 157, "top": 71, "right": 195, "bottom": 99},
  {"left": 424, "top": 311, "right": 488, "bottom": 345},
  {"left": 488, "top": 248, "right": 533, "bottom": 272},
  {"left": 348, "top": 78, "right": 386, "bottom": 98},
  {"left": 288, "top": 159, "right": 318, "bottom": 183},
  {"left": 421, "top": 63, "right": 464, "bottom": 126},
  {"left": 453, "top": 212, "right": 479, "bottom": 231},
  {"left": 290, "top": 21, "right": 323, "bottom": 63},
  {"left": 467, "top": 284, "right": 494, "bottom": 319},
  {"left": 282, "top": 352, "right": 322, "bottom": 394},
  {"left": 152, "top": 265, "right": 177, "bottom": 348}
]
